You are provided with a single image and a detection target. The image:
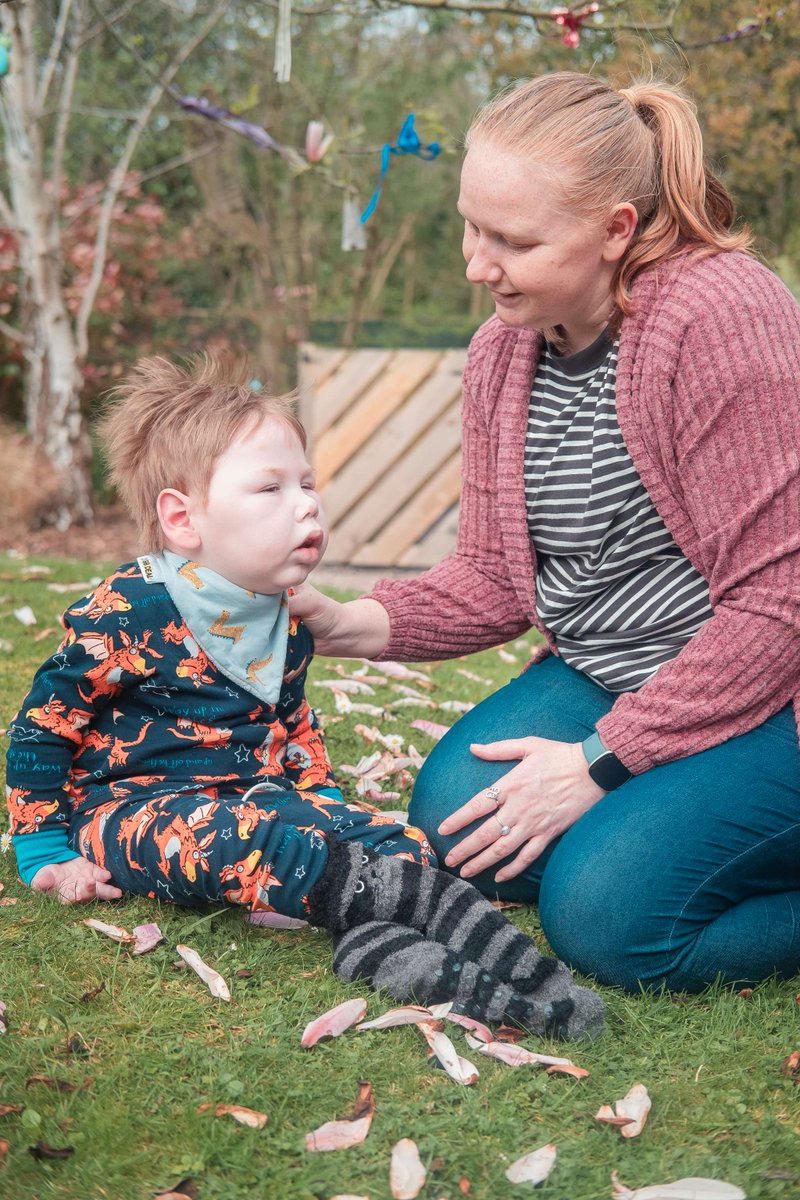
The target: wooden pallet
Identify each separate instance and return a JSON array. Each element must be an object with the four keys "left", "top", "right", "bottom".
[{"left": 297, "top": 344, "right": 466, "bottom": 568}]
